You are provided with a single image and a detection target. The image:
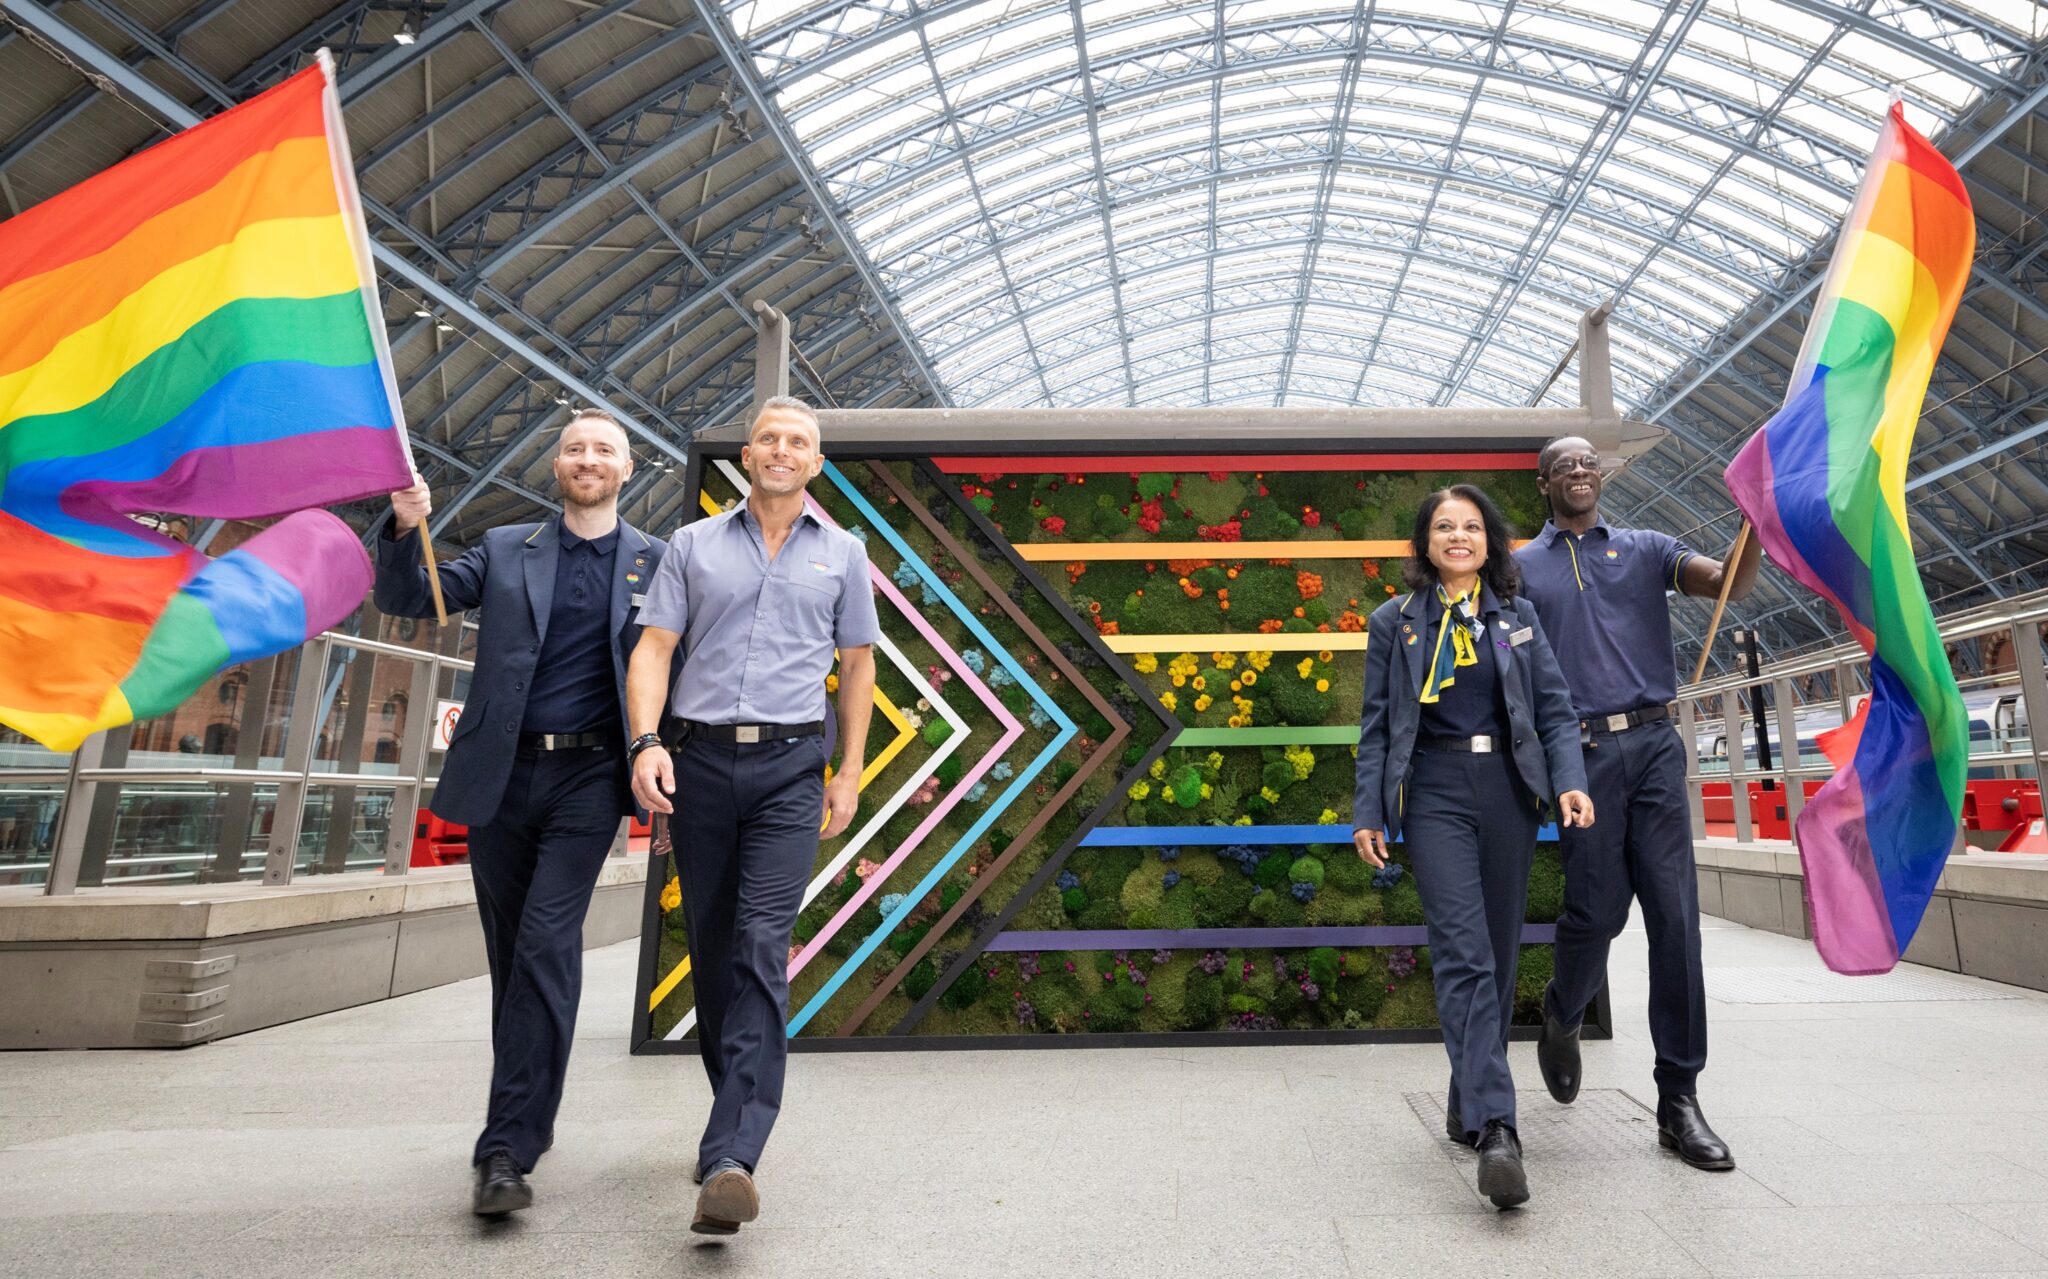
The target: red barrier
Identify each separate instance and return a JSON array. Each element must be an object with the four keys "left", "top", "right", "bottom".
[{"left": 409, "top": 810, "right": 468, "bottom": 868}]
